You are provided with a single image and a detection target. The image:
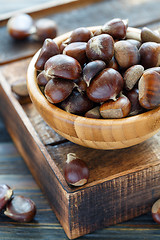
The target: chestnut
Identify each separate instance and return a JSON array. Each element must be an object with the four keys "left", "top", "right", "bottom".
[
  {"left": 44, "top": 54, "right": 82, "bottom": 80},
  {"left": 85, "top": 106, "right": 101, "bottom": 119},
  {"left": 138, "top": 70, "right": 160, "bottom": 109},
  {"left": 0, "top": 184, "right": 13, "bottom": 211},
  {"left": 37, "top": 70, "right": 51, "bottom": 86},
  {"left": 60, "top": 89, "right": 93, "bottom": 115},
  {"left": 86, "top": 34, "right": 114, "bottom": 63},
  {"left": 35, "top": 38, "right": 59, "bottom": 71},
  {"left": 139, "top": 42, "right": 160, "bottom": 69},
  {"left": 35, "top": 18, "right": 57, "bottom": 42},
  {"left": 87, "top": 68, "right": 124, "bottom": 103},
  {"left": 152, "top": 199, "right": 160, "bottom": 224},
  {"left": 44, "top": 78, "right": 74, "bottom": 104},
  {"left": 64, "top": 153, "right": 89, "bottom": 186},
  {"left": 67, "top": 27, "right": 93, "bottom": 43},
  {"left": 114, "top": 40, "right": 140, "bottom": 69},
  {"left": 100, "top": 95, "right": 131, "bottom": 118},
  {"left": 141, "top": 27, "right": 160, "bottom": 43},
  {"left": 82, "top": 60, "right": 106, "bottom": 86},
  {"left": 101, "top": 18, "right": 127, "bottom": 39},
  {"left": 106, "top": 57, "right": 119, "bottom": 71},
  {"left": 7, "top": 13, "right": 33, "bottom": 40},
  {"left": 4, "top": 195, "right": 36, "bottom": 222},
  {"left": 123, "top": 65, "right": 144, "bottom": 90},
  {"left": 124, "top": 88, "right": 144, "bottom": 116},
  {"left": 11, "top": 78, "right": 28, "bottom": 97},
  {"left": 75, "top": 78, "right": 87, "bottom": 93},
  {"left": 144, "top": 67, "right": 160, "bottom": 74},
  {"left": 126, "top": 39, "right": 141, "bottom": 49},
  {"left": 63, "top": 42, "right": 87, "bottom": 65}
]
